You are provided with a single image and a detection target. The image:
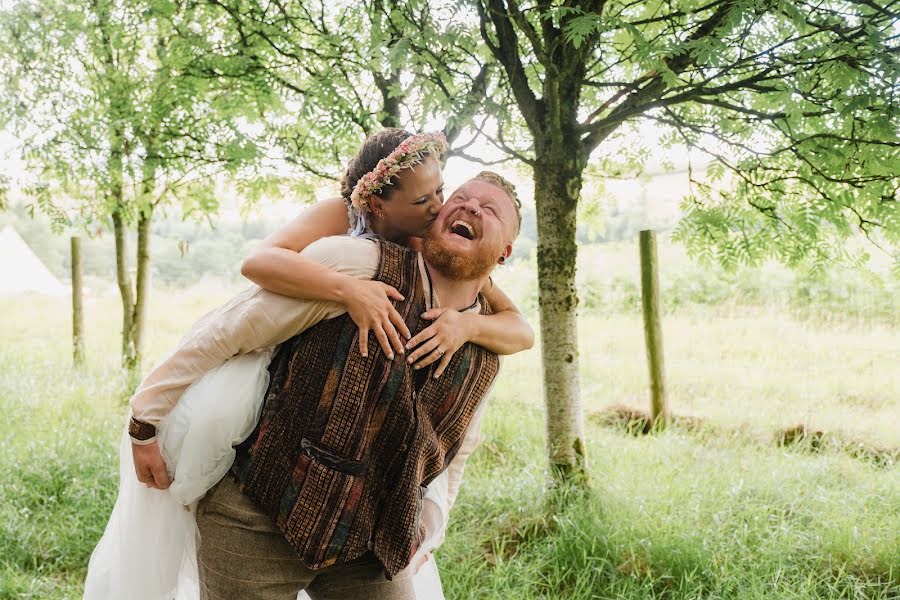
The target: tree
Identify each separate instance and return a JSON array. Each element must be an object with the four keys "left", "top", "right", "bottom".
[
  {"left": 471, "top": 0, "right": 897, "bottom": 483},
  {"left": 0, "top": 0, "right": 264, "bottom": 378},
  {"left": 195, "top": 0, "right": 490, "bottom": 178}
]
